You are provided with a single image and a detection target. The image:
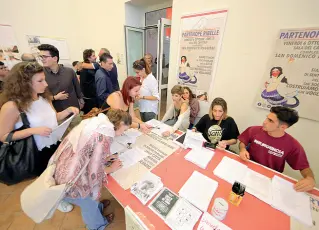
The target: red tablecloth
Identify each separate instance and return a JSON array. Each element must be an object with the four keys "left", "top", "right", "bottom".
[{"left": 105, "top": 148, "right": 319, "bottom": 230}]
